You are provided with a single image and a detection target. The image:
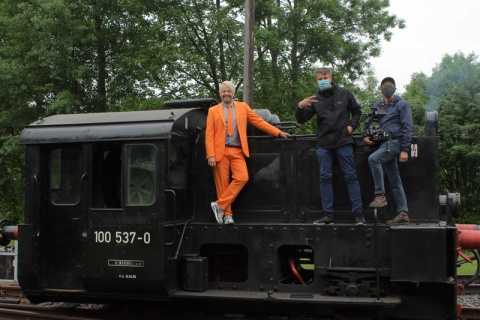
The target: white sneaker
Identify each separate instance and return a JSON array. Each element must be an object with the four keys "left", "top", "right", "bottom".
[
  {"left": 211, "top": 202, "right": 224, "bottom": 224},
  {"left": 223, "top": 215, "right": 234, "bottom": 225}
]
